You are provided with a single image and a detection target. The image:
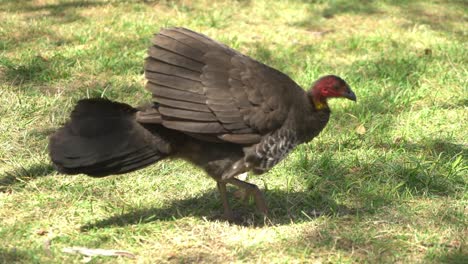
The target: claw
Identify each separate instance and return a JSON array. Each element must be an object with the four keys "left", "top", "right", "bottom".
[{"left": 225, "top": 178, "right": 269, "bottom": 216}]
